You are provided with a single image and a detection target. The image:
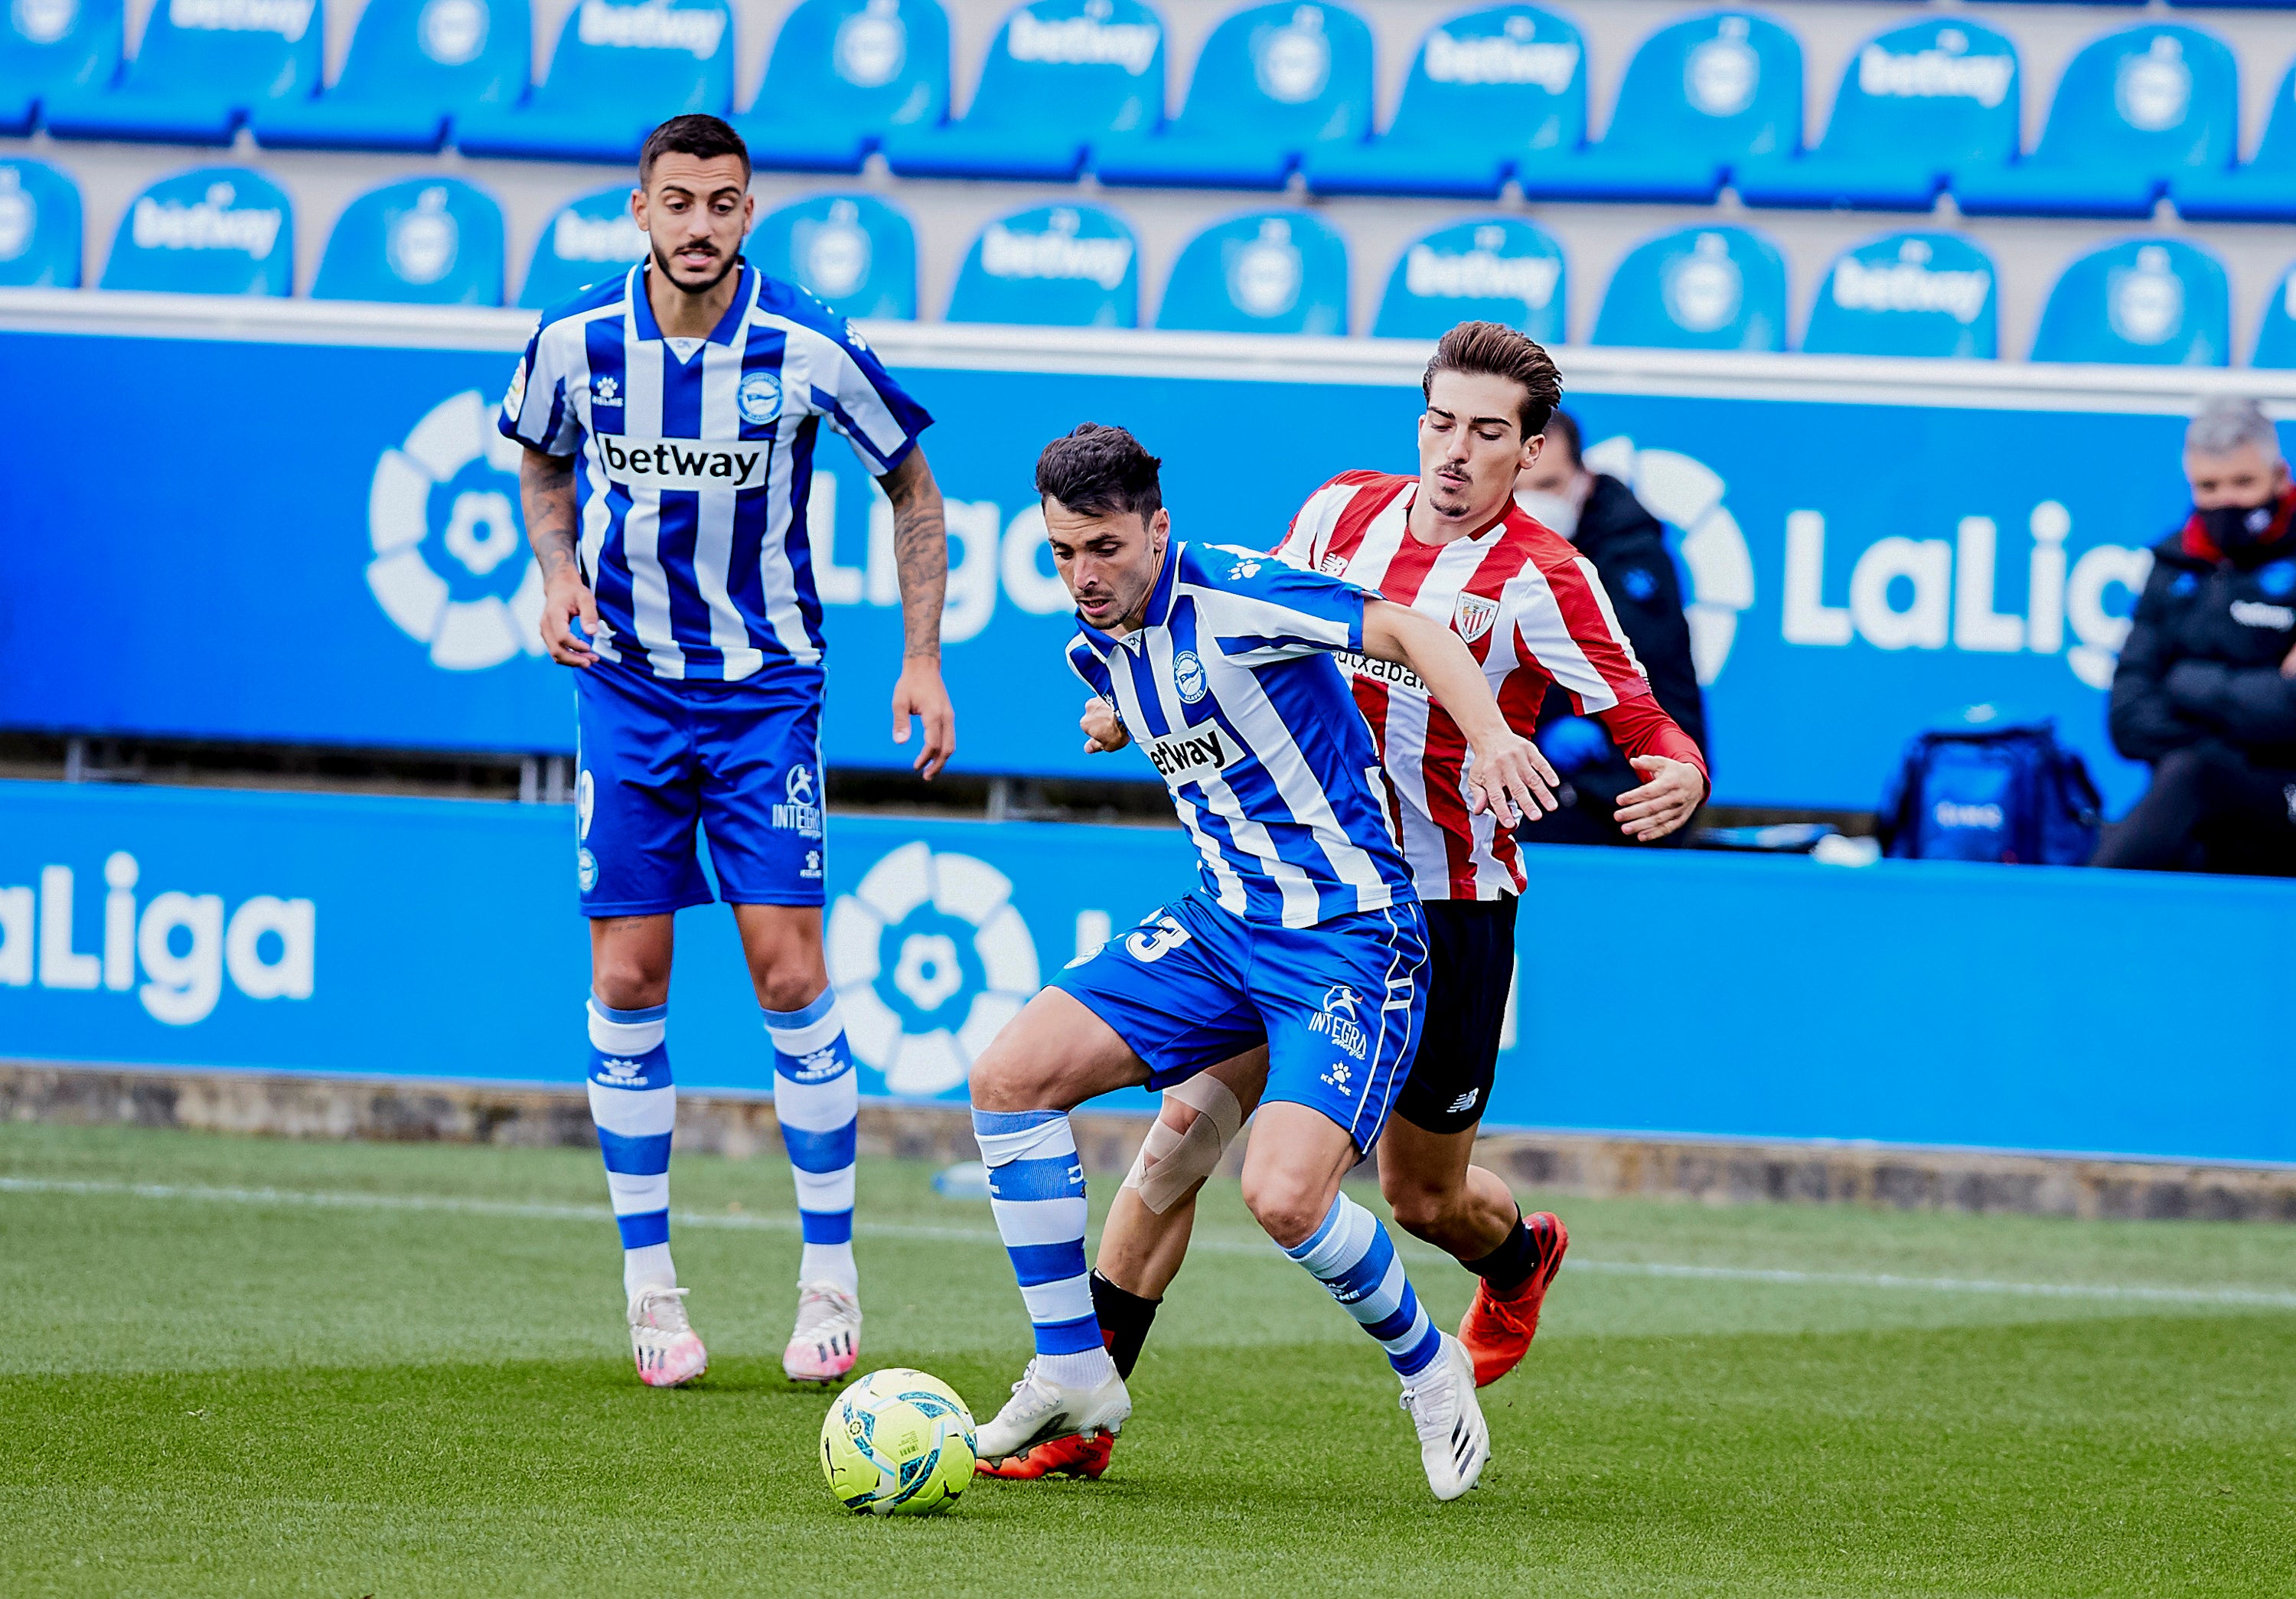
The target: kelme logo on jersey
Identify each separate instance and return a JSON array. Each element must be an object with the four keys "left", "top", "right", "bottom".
[
  {"left": 1140, "top": 725, "right": 1232, "bottom": 781},
  {"left": 737, "top": 370, "right": 782, "bottom": 426},
  {"left": 1172, "top": 650, "right": 1208, "bottom": 703},
  {"left": 594, "top": 433, "right": 767, "bottom": 491}
]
